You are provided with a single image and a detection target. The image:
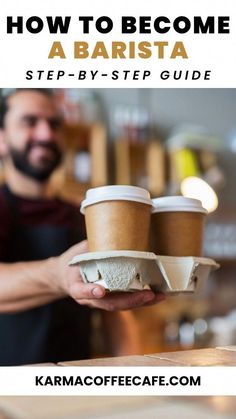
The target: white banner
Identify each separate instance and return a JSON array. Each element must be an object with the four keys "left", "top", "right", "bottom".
[
  {"left": 0, "top": 0, "right": 235, "bottom": 87},
  {"left": 0, "top": 366, "right": 236, "bottom": 396}
]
